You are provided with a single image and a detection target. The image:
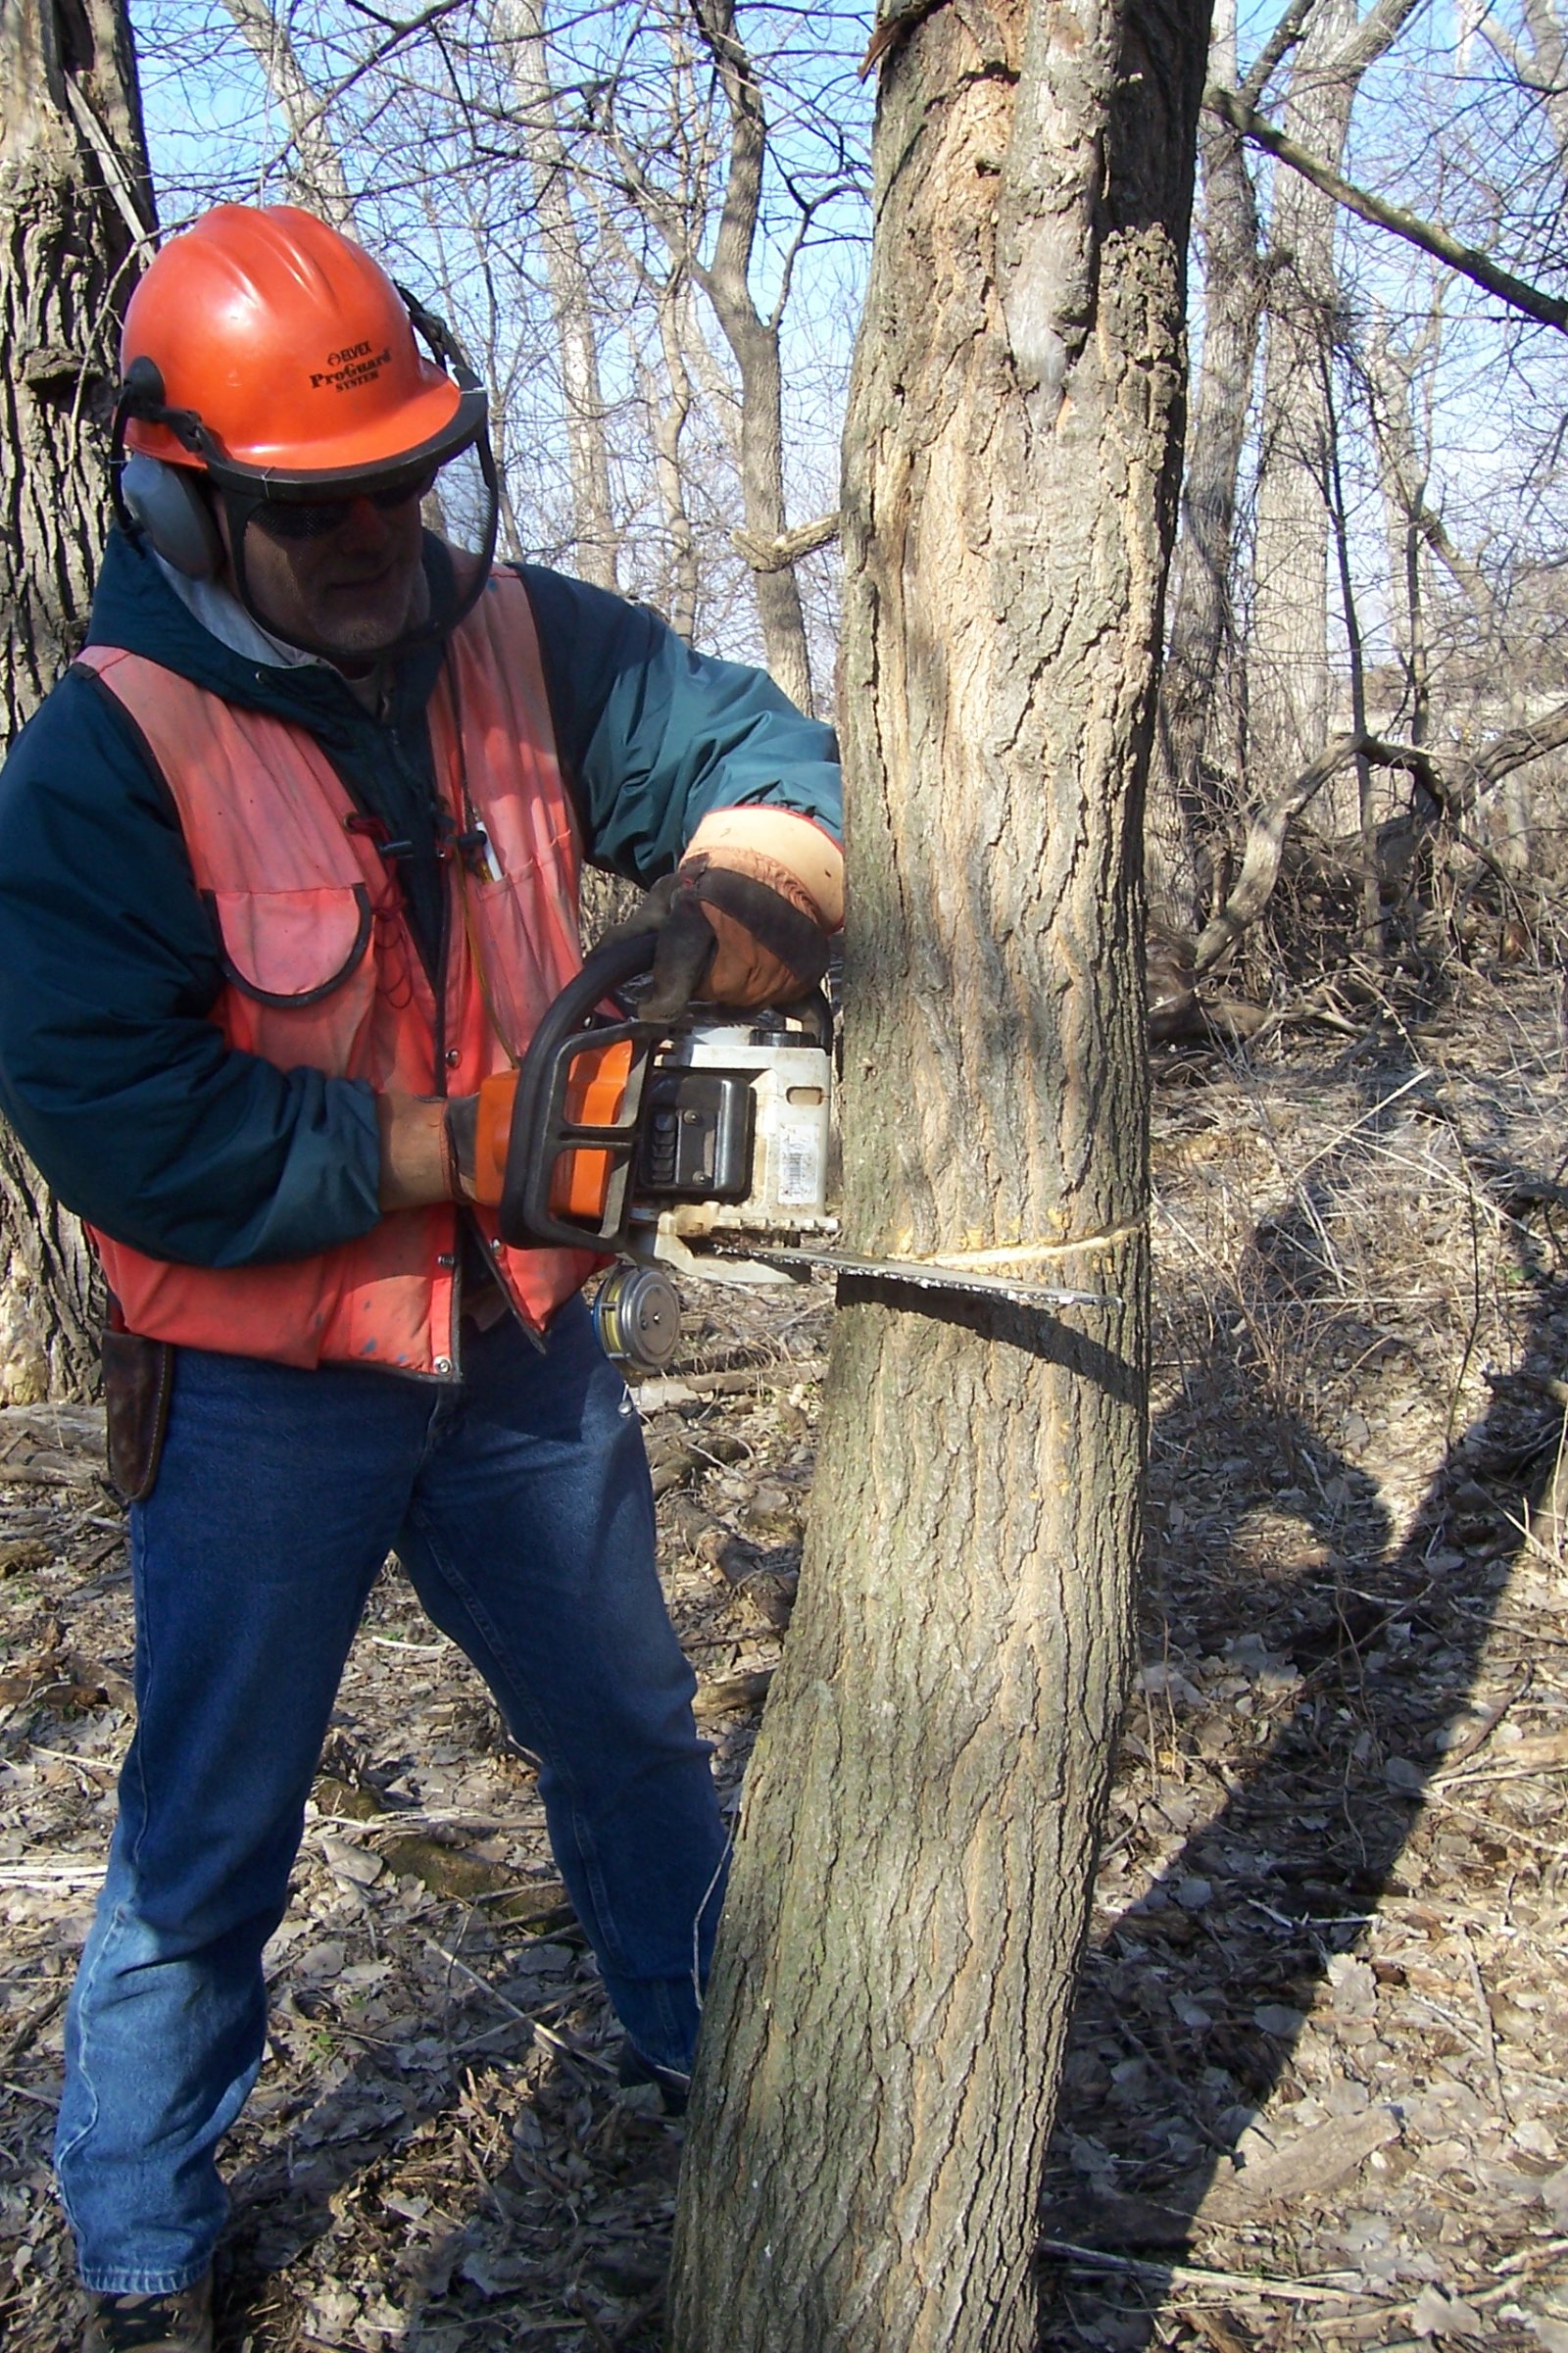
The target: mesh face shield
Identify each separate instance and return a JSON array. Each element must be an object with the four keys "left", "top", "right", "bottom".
[{"left": 217, "top": 427, "right": 502, "bottom": 665}]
